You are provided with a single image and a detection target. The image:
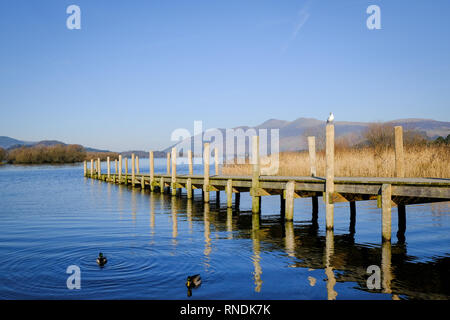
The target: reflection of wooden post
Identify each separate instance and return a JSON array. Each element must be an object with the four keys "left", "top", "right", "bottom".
[
  {"left": 251, "top": 136, "right": 260, "bottom": 214},
  {"left": 285, "top": 221, "right": 295, "bottom": 257},
  {"left": 394, "top": 126, "right": 404, "bottom": 178},
  {"left": 149, "top": 151, "right": 154, "bottom": 192},
  {"left": 308, "top": 136, "right": 316, "bottom": 176},
  {"left": 382, "top": 184, "right": 392, "bottom": 242},
  {"left": 381, "top": 241, "right": 393, "bottom": 294},
  {"left": 285, "top": 181, "right": 295, "bottom": 221},
  {"left": 166, "top": 152, "right": 170, "bottom": 175},
  {"left": 118, "top": 155, "right": 122, "bottom": 182},
  {"left": 226, "top": 179, "right": 233, "bottom": 208},
  {"left": 188, "top": 150, "right": 193, "bottom": 175},
  {"left": 171, "top": 147, "right": 177, "bottom": 196},
  {"left": 131, "top": 153, "right": 135, "bottom": 187},
  {"left": 97, "top": 158, "right": 101, "bottom": 179},
  {"left": 203, "top": 143, "right": 210, "bottom": 203},
  {"left": 325, "top": 124, "right": 335, "bottom": 230},
  {"left": 107, "top": 156, "right": 111, "bottom": 180},
  {"left": 83, "top": 161, "right": 87, "bottom": 177},
  {"left": 325, "top": 230, "right": 337, "bottom": 300}
]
